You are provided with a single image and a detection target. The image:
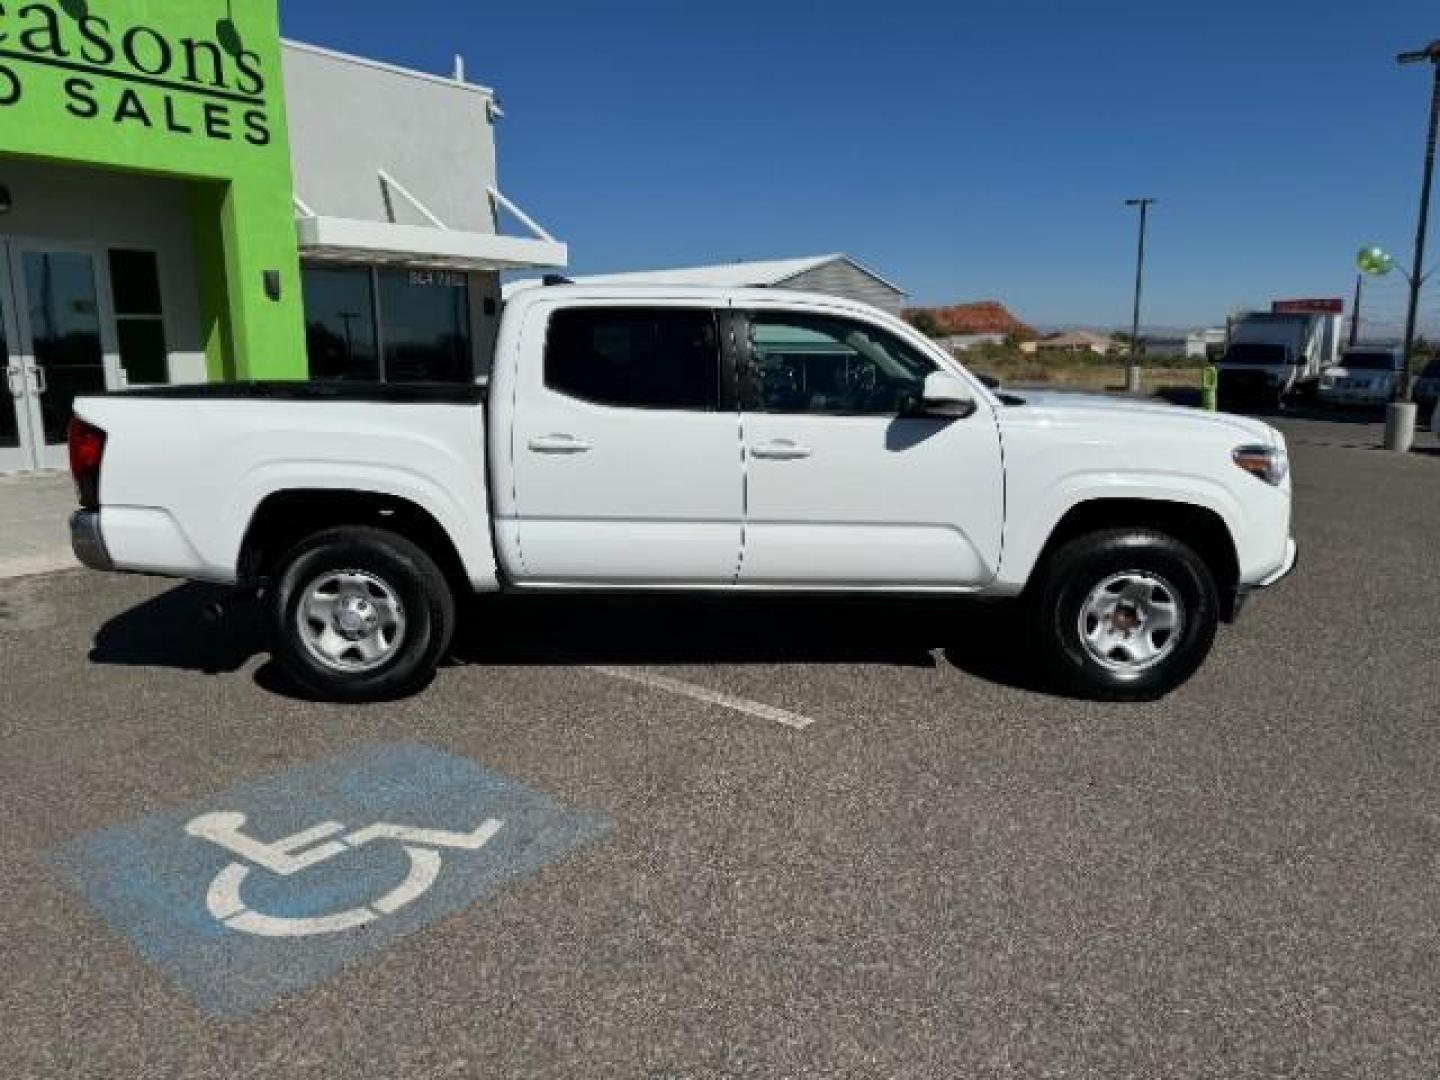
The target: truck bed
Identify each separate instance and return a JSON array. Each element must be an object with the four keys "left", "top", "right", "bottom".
[{"left": 104, "top": 381, "right": 488, "bottom": 405}]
